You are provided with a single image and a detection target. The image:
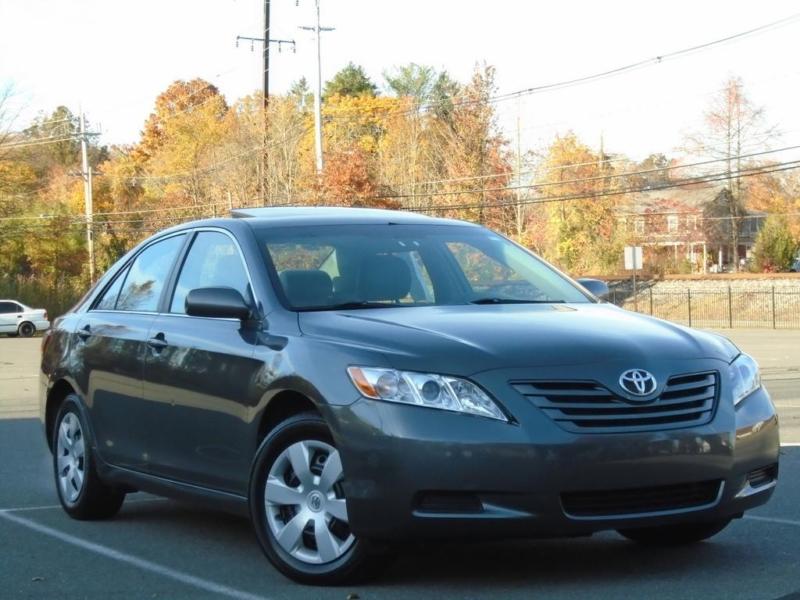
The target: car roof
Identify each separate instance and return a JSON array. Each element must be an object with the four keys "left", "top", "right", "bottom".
[
  {"left": 139, "top": 207, "right": 478, "bottom": 244},
  {"left": 229, "top": 206, "right": 475, "bottom": 228}
]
